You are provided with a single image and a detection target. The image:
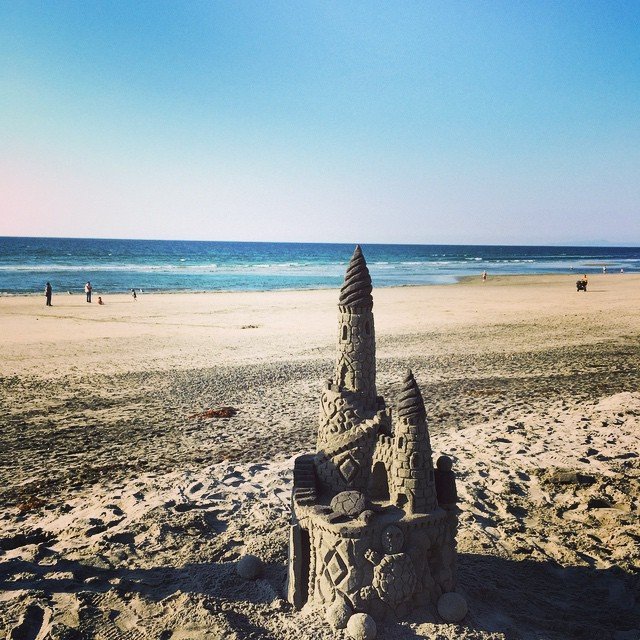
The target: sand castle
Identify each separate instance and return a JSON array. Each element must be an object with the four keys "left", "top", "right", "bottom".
[{"left": 286, "top": 246, "right": 462, "bottom": 632}]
